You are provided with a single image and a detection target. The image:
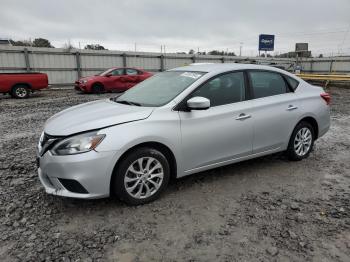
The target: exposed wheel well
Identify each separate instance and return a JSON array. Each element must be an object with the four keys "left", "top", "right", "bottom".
[
  {"left": 298, "top": 117, "right": 319, "bottom": 139},
  {"left": 110, "top": 142, "right": 177, "bottom": 194},
  {"left": 92, "top": 82, "right": 104, "bottom": 88},
  {"left": 12, "top": 83, "right": 31, "bottom": 90},
  {"left": 90, "top": 82, "right": 105, "bottom": 93}
]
